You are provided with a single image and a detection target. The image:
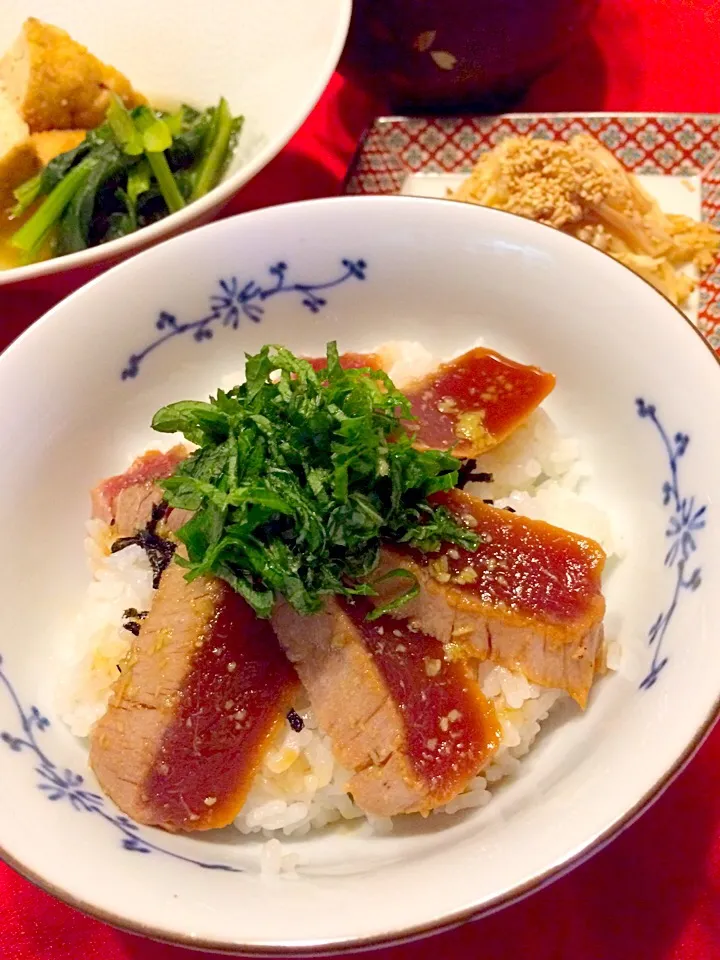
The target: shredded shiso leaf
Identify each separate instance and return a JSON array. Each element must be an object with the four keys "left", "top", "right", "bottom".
[{"left": 152, "top": 342, "right": 478, "bottom": 618}]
